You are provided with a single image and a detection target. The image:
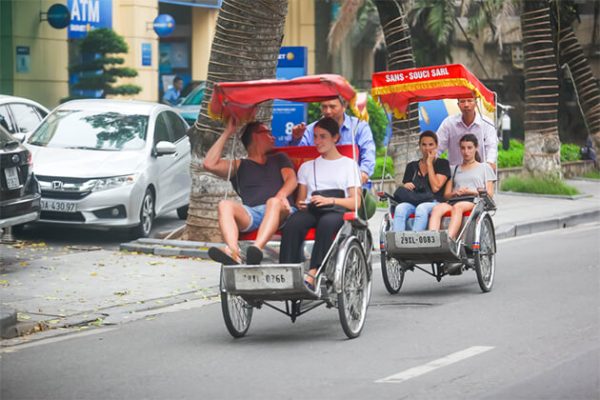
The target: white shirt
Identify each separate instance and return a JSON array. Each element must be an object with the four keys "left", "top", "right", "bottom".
[
  {"left": 436, "top": 113, "right": 498, "bottom": 166},
  {"left": 297, "top": 156, "right": 361, "bottom": 202}
]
